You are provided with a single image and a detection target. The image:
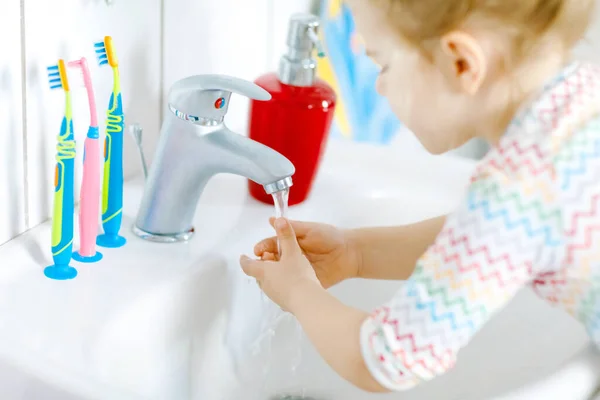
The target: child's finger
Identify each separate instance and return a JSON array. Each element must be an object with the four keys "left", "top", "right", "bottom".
[
  {"left": 261, "top": 252, "right": 278, "bottom": 261},
  {"left": 254, "top": 237, "right": 278, "bottom": 256},
  {"left": 240, "top": 255, "right": 264, "bottom": 279},
  {"left": 274, "top": 218, "right": 301, "bottom": 257},
  {"left": 269, "top": 217, "right": 311, "bottom": 238}
]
